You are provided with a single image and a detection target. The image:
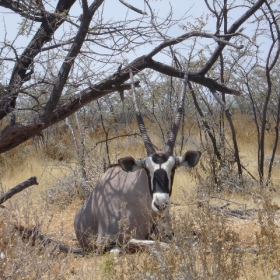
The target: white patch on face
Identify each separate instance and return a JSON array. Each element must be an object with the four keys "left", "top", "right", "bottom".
[
  {"left": 160, "top": 157, "right": 176, "bottom": 184},
  {"left": 151, "top": 192, "right": 170, "bottom": 213}
]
